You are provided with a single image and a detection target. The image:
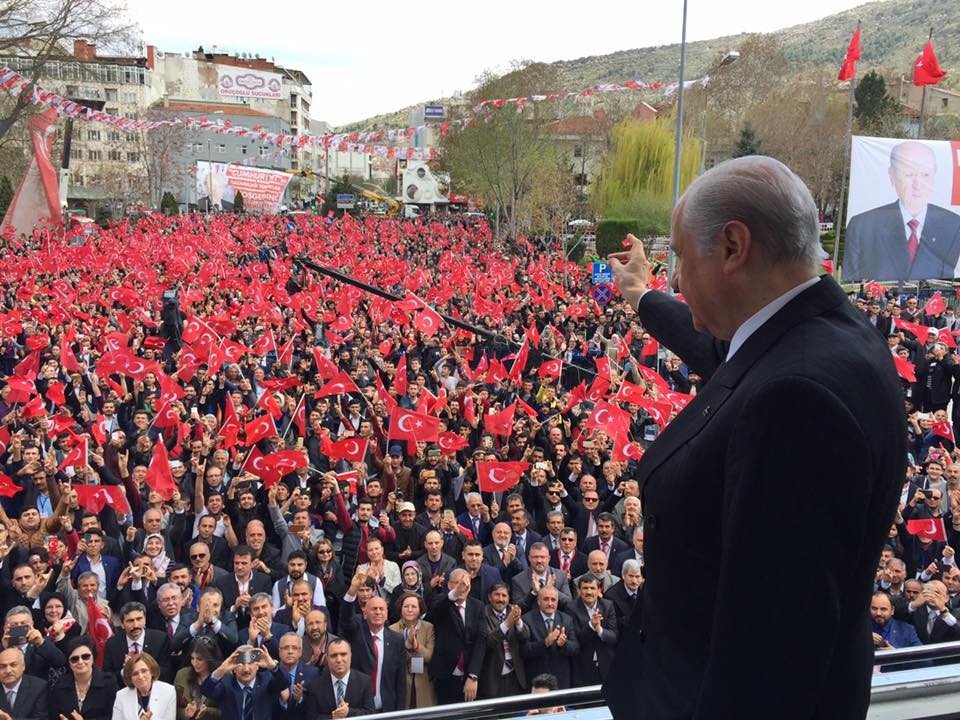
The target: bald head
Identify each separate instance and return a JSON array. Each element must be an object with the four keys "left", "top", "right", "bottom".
[{"left": 889, "top": 141, "right": 937, "bottom": 216}]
